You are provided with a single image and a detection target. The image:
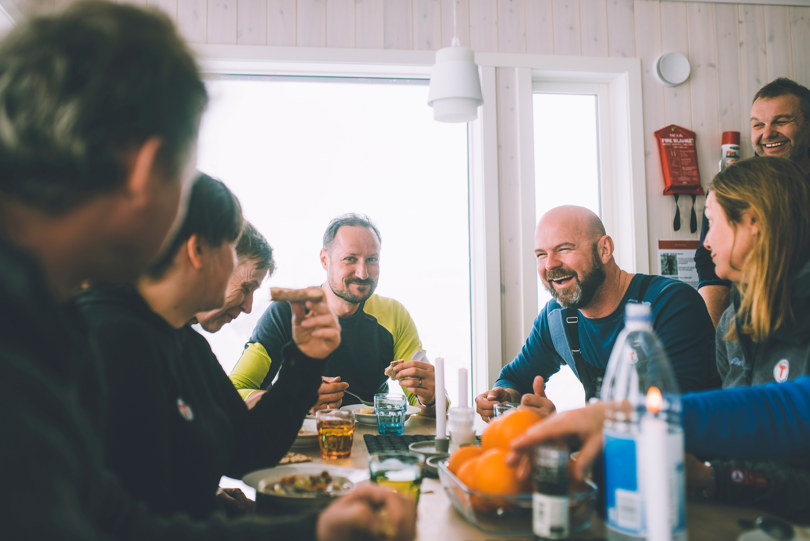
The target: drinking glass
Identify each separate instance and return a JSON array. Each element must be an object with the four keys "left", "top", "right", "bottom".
[
  {"left": 315, "top": 408, "right": 355, "bottom": 459},
  {"left": 374, "top": 393, "right": 407, "bottom": 435},
  {"left": 368, "top": 451, "right": 425, "bottom": 502},
  {"left": 493, "top": 402, "right": 520, "bottom": 417}
]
